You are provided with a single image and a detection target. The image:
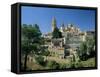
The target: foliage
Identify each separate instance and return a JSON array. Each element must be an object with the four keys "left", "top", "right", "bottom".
[
  {"left": 70, "top": 61, "right": 83, "bottom": 68},
  {"left": 52, "top": 27, "right": 62, "bottom": 38},
  {"left": 21, "top": 24, "right": 42, "bottom": 55},
  {"left": 35, "top": 56, "right": 46, "bottom": 66},
  {"left": 78, "top": 37, "right": 95, "bottom": 61},
  {"left": 47, "top": 60, "right": 60, "bottom": 69},
  {"left": 75, "top": 62, "right": 83, "bottom": 68},
  {"left": 59, "top": 63, "right": 67, "bottom": 69},
  {"left": 80, "top": 58, "right": 95, "bottom": 67},
  {"left": 78, "top": 42, "right": 88, "bottom": 61},
  {"left": 86, "top": 37, "right": 95, "bottom": 57},
  {"left": 21, "top": 24, "right": 51, "bottom": 70},
  {"left": 42, "top": 50, "right": 50, "bottom": 56},
  {"left": 40, "top": 47, "right": 50, "bottom": 56},
  {"left": 22, "top": 24, "right": 42, "bottom": 43},
  {"left": 21, "top": 24, "right": 42, "bottom": 70}
]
